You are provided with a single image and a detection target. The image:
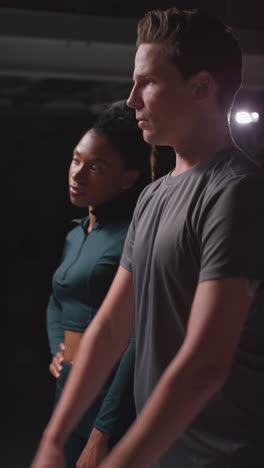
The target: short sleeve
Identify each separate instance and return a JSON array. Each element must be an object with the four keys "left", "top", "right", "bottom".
[
  {"left": 120, "top": 216, "right": 136, "bottom": 272},
  {"left": 199, "top": 174, "right": 264, "bottom": 283},
  {"left": 120, "top": 181, "right": 156, "bottom": 272}
]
